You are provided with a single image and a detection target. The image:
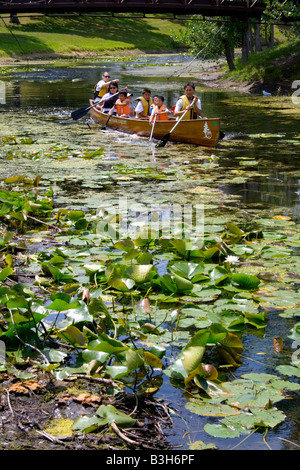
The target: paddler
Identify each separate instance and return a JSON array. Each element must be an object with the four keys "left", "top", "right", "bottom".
[
  {"left": 149, "top": 96, "right": 171, "bottom": 123},
  {"left": 109, "top": 89, "right": 132, "bottom": 118},
  {"left": 135, "top": 88, "right": 152, "bottom": 119},
  {"left": 99, "top": 81, "right": 119, "bottom": 114},
  {"left": 173, "top": 82, "right": 203, "bottom": 120},
  {"left": 93, "top": 71, "right": 119, "bottom": 105}
]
